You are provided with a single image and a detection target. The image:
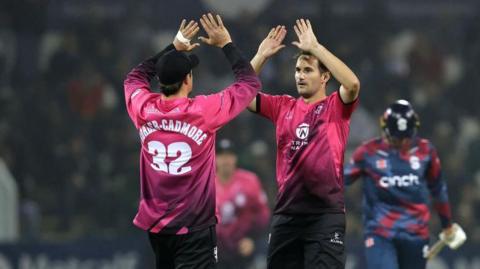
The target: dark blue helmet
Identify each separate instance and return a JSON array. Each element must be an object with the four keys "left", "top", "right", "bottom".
[{"left": 380, "top": 100, "right": 420, "bottom": 139}]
